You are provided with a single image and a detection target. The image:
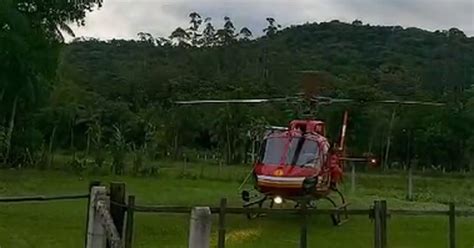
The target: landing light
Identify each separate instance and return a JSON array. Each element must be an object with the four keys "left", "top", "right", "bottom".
[
  {"left": 370, "top": 158, "right": 377, "bottom": 164},
  {"left": 273, "top": 196, "right": 283, "bottom": 204}
]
